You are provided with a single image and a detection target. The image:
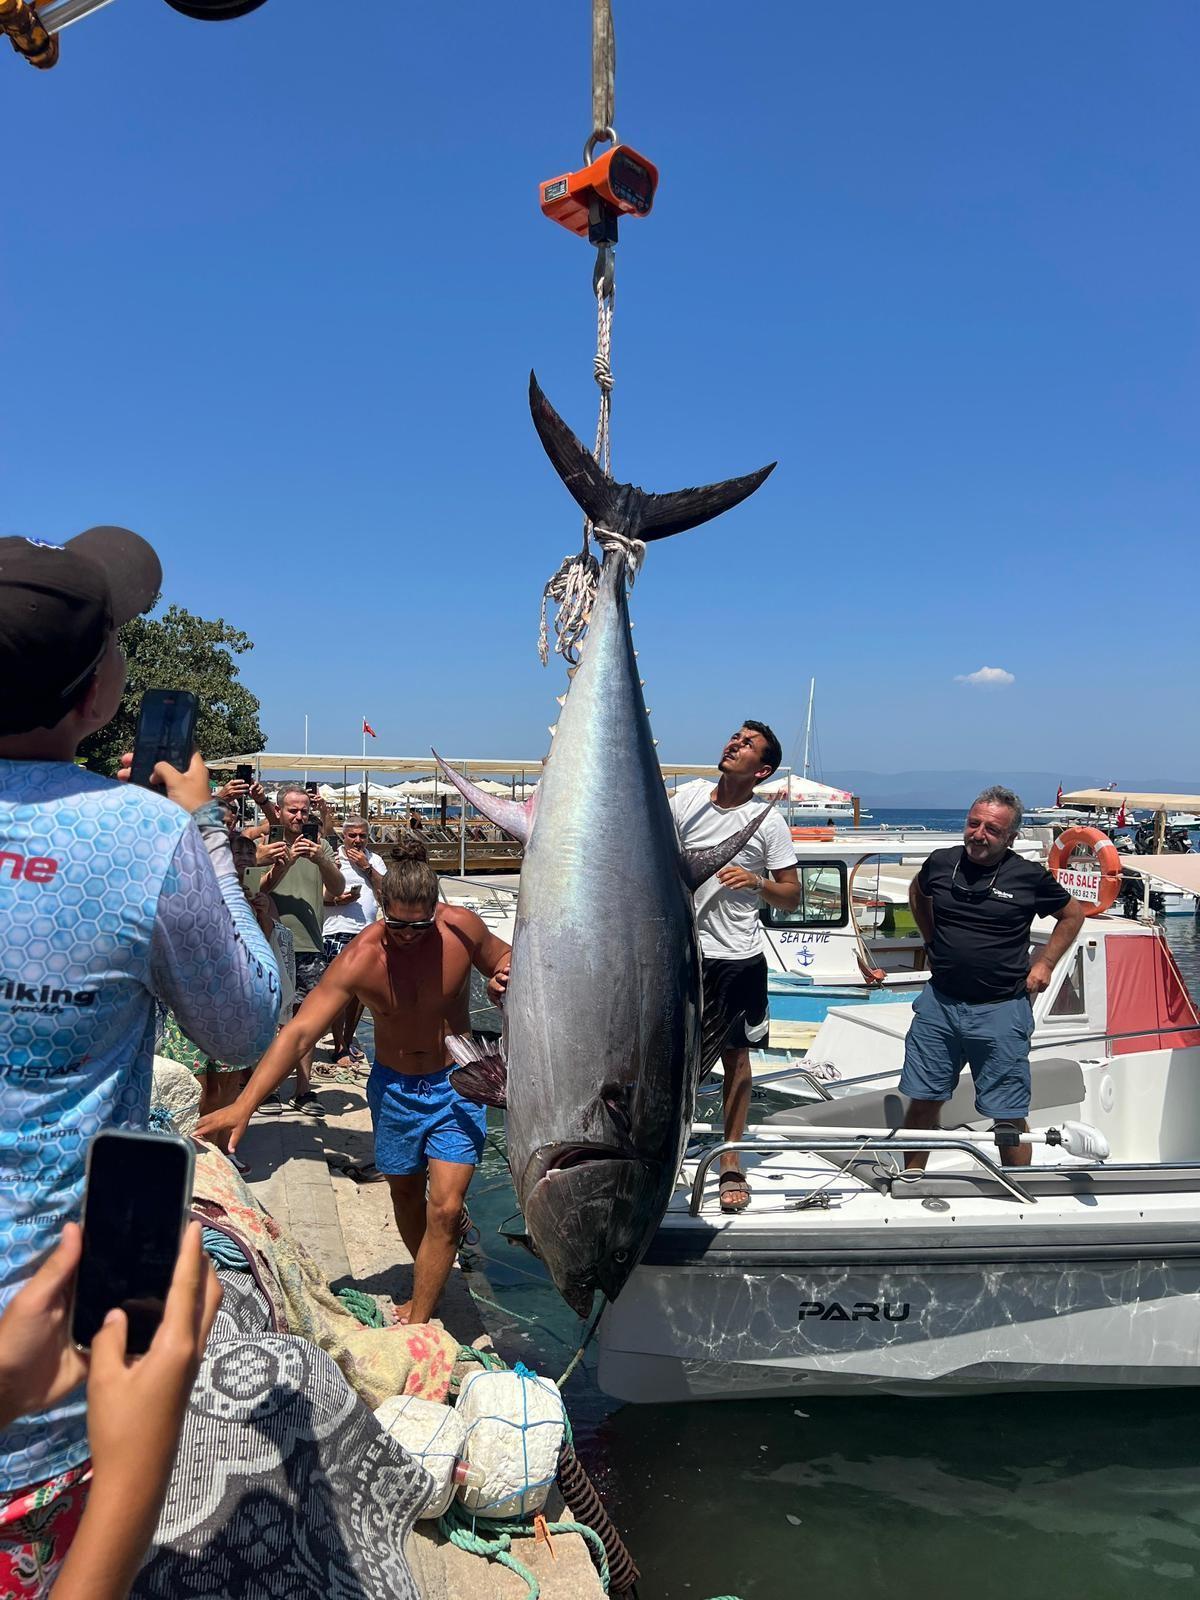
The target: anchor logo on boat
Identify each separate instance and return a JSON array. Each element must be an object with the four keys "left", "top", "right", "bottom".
[
  {"left": 796, "top": 946, "right": 814, "bottom": 969},
  {"left": 798, "top": 1300, "right": 911, "bottom": 1324}
]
